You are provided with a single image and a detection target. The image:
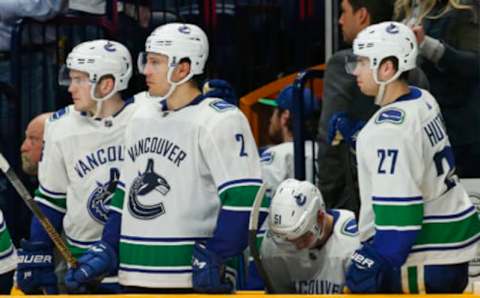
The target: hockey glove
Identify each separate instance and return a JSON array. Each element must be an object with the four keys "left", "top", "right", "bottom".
[
  {"left": 327, "top": 112, "right": 365, "bottom": 149},
  {"left": 345, "top": 244, "right": 389, "bottom": 293},
  {"left": 202, "top": 79, "right": 238, "bottom": 106},
  {"left": 192, "top": 242, "right": 233, "bottom": 293},
  {"left": 64, "top": 241, "right": 116, "bottom": 293},
  {"left": 16, "top": 239, "right": 58, "bottom": 294}
]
